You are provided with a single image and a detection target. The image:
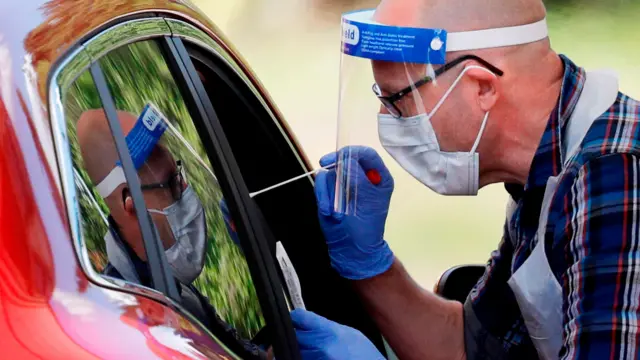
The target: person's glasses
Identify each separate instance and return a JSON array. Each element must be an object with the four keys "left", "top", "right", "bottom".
[
  {"left": 141, "top": 160, "right": 185, "bottom": 202},
  {"left": 372, "top": 54, "right": 504, "bottom": 118}
]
